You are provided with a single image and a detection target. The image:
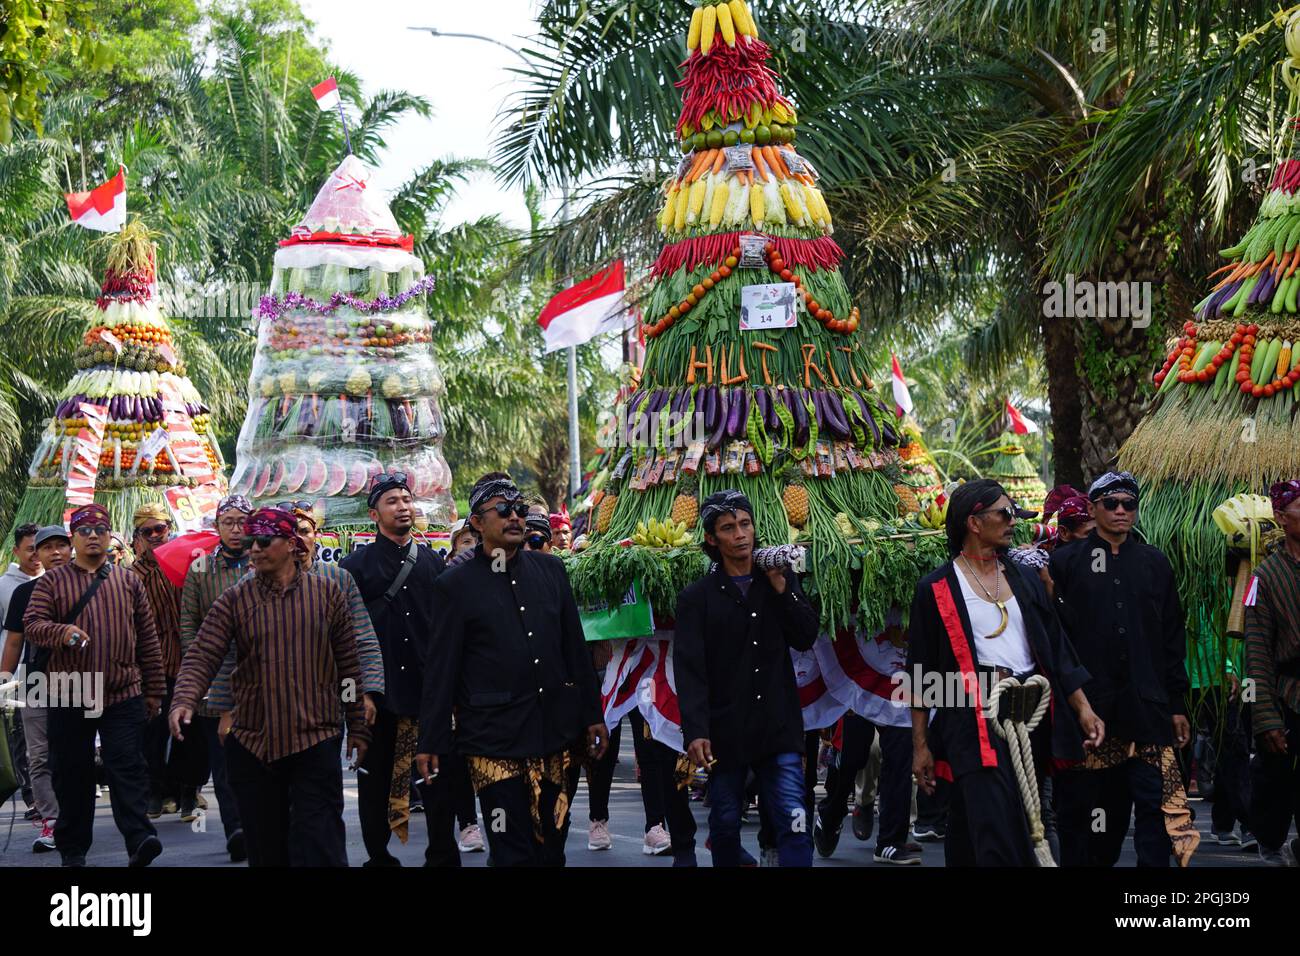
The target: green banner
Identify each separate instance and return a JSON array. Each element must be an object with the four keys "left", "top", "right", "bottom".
[{"left": 579, "top": 580, "right": 655, "bottom": 642}]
